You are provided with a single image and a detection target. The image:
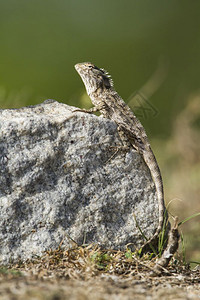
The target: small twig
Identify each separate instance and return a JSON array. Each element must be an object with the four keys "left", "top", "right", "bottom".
[{"left": 151, "top": 216, "right": 179, "bottom": 276}]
